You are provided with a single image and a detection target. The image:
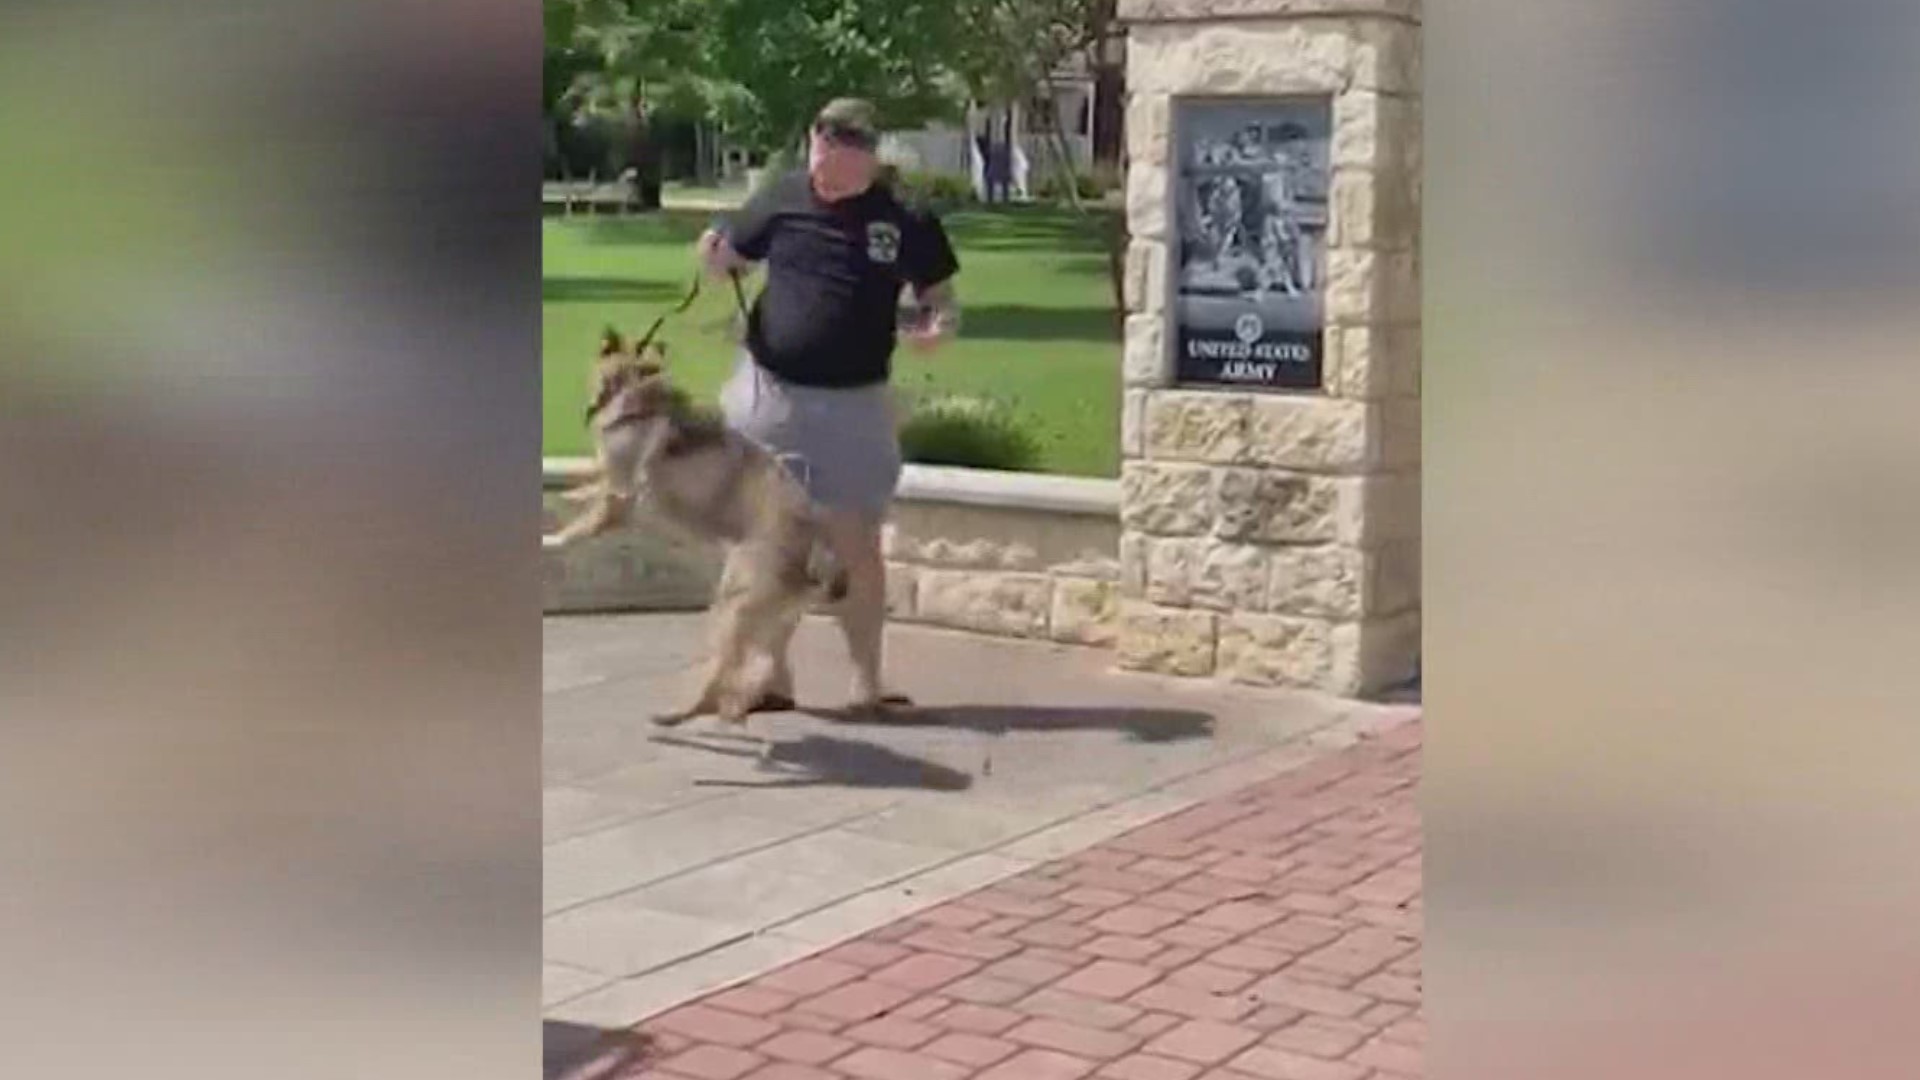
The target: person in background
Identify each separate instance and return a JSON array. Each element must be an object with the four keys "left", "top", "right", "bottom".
[{"left": 986, "top": 134, "right": 1013, "bottom": 204}]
